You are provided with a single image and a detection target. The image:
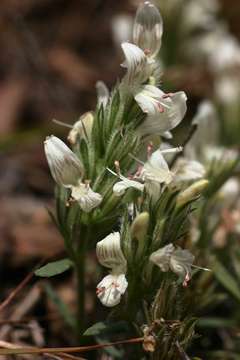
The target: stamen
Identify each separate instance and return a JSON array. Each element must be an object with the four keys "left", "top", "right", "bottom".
[
  {"left": 183, "top": 272, "right": 190, "bottom": 287},
  {"left": 144, "top": 49, "right": 151, "bottom": 56},
  {"left": 157, "top": 102, "right": 165, "bottom": 113},
  {"left": 160, "top": 146, "right": 183, "bottom": 154},
  {"left": 147, "top": 142, "right": 154, "bottom": 158},
  {"left": 66, "top": 197, "right": 75, "bottom": 207},
  {"left": 134, "top": 165, "right": 144, "bottom": 177},
  {"left": 52, "top": 119, "right": 73, "bottom": 129},
  {"left": 114, "top": 160, "right": 121, "bottom": 175},
  {"left": 96, "top": 287, "right": 105, "bottom": 295},
  {"left": 191, "top": 264, "right": 211, "bottom": 272}
]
